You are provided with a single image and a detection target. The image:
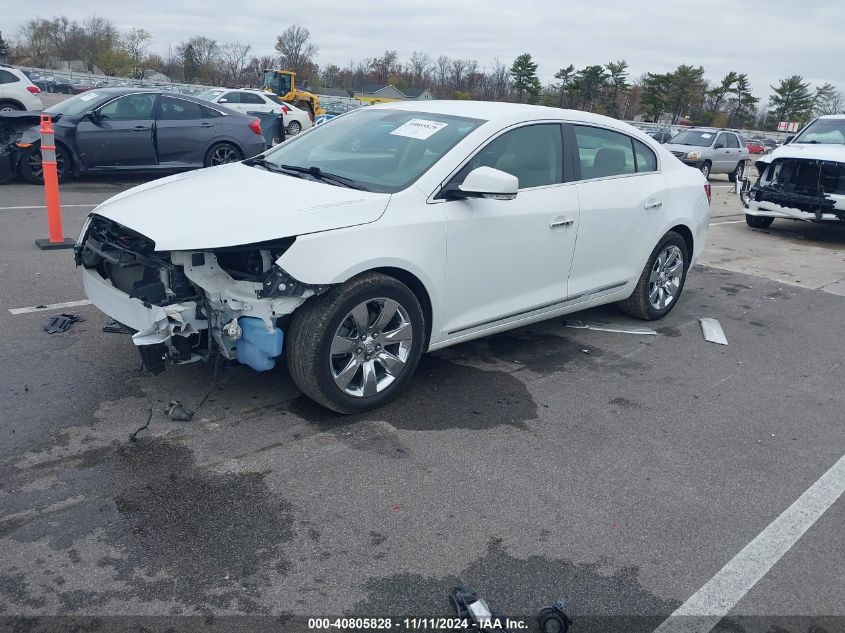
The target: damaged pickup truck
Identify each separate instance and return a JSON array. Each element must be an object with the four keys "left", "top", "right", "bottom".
[
  {"left": 742, "top": 115, "right": 845, "bottom": 228},
  {"left": 76, "top": 102, "right": 710, "bottom": 413}
]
